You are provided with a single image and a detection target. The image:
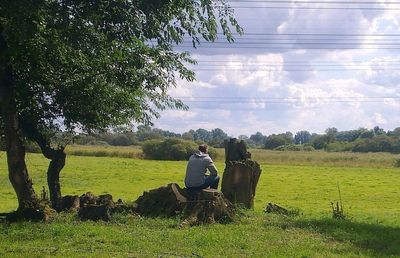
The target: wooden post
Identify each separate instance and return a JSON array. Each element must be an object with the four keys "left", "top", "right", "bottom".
[{"left": 221, "top": 139, "right": 262, "bottom": 208}]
